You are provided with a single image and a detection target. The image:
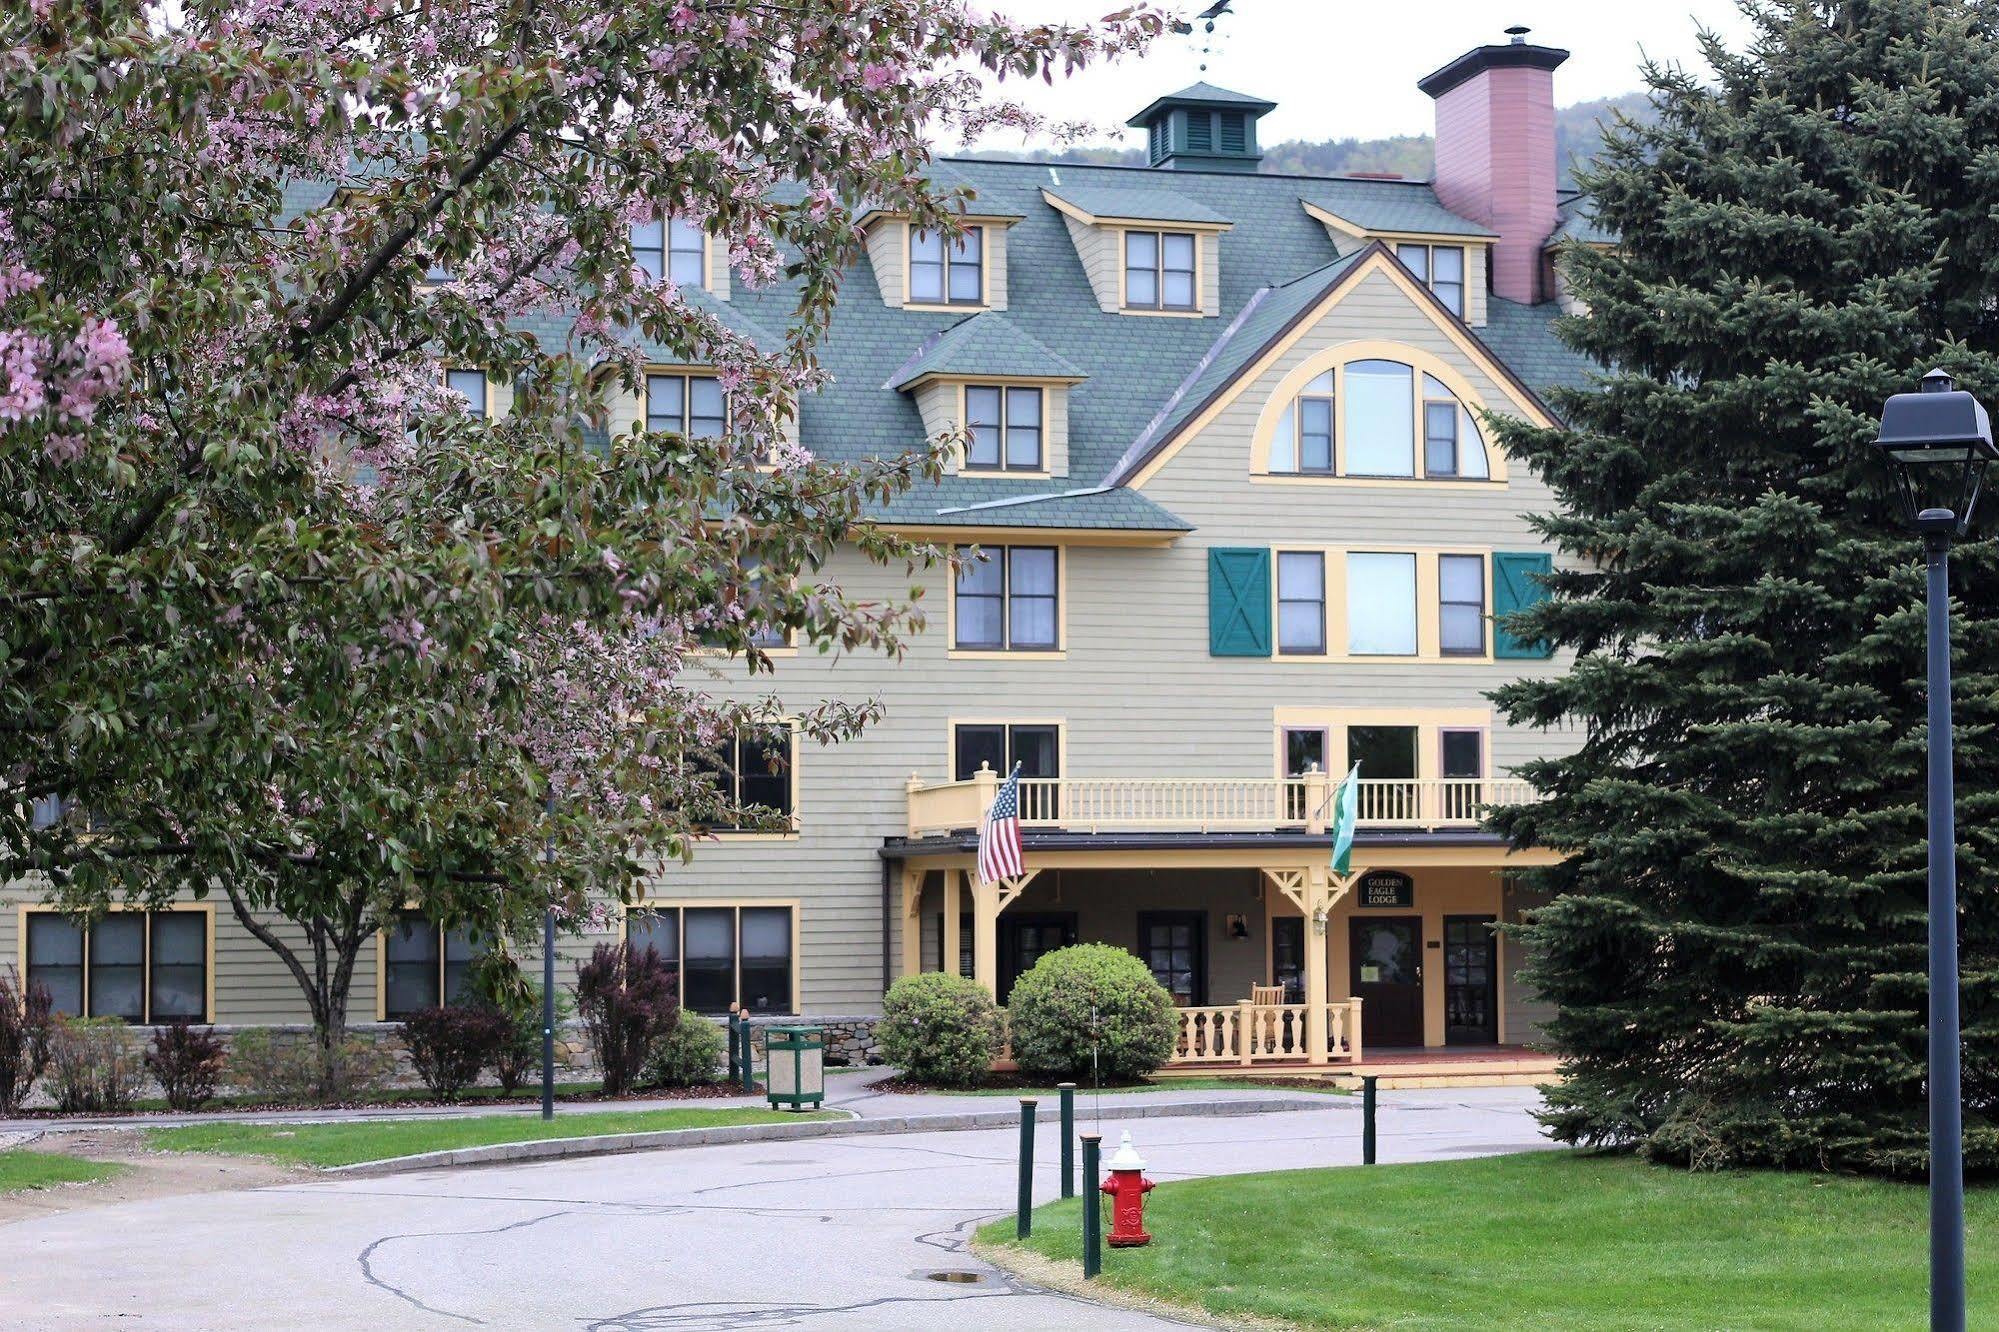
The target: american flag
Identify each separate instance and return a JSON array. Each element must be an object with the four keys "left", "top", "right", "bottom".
[{"left": 977, "top": 762, "right": 1025, "bottom": 883}]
